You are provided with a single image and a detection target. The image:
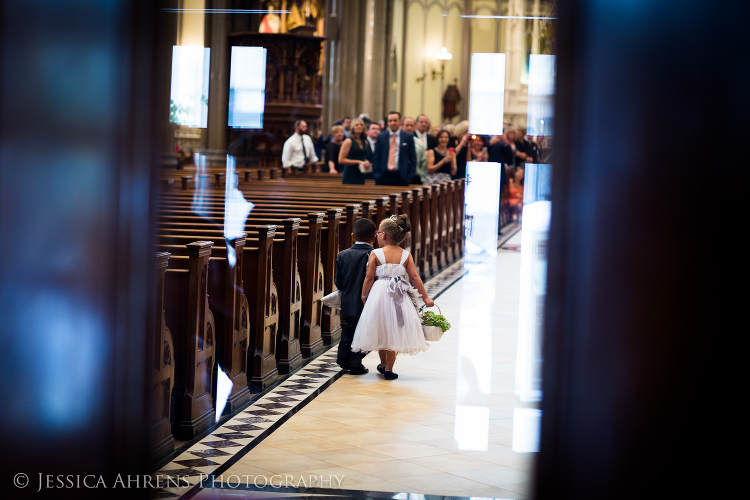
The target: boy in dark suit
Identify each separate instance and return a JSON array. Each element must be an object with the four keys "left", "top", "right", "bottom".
[{"left": 334, "top": 218, "right": 378, "bottom": 374}]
